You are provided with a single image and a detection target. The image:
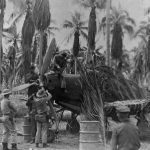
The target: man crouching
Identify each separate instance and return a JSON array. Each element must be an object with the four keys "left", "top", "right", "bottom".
[{"left": 0, "top": 89, "right": 18, "bottom": 150}]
